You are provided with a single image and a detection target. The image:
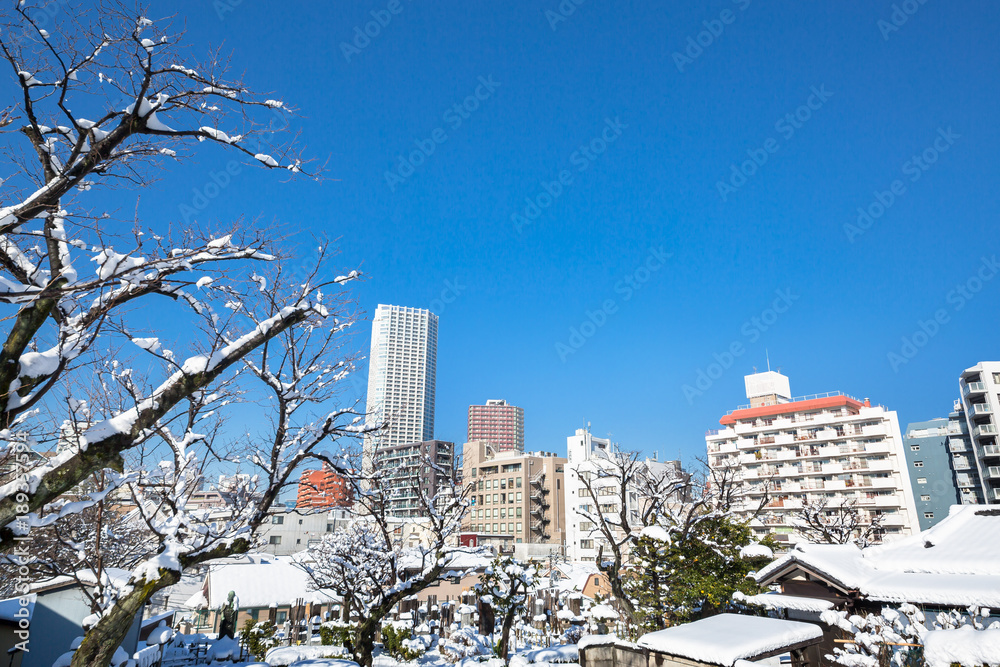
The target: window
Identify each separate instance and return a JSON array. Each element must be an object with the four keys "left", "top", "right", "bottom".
[
  {"left": 508, "top": 477, "right": 514, "bottom": 489},
  {"left": 271, "top": 515, "right": 284, "bottom": 525},
  {"left": 298, "top": 519, "right": 303, "bottom": 525},
  {"left": 277, "top": 611, "right": 287, "bottom": 624},
  {"left": 516, "top": 522, "right": 522, "bottom": 532},
  {"left": 501, "top": 493, "right": 506, "bottom": 503},
  {"left": 557, "top": 479, "right": 560, "bottom": 489},
  {"left": 493, "top": 523, "right": 498, "bottom": 532},
  {"left": 500, "top": 508, "right": 506, "bottom": 519},
  {"left": 269, "top": 536, "right": 282, "bottom": 545},
  {"left": 924, "top": 512, "right": 934, "bottom": 519},
  {"left": 914, "top": 461, "right": 924, "bottom": 468},
  {"left": 296, "top": 538, "right": 301, "bottom": 544},
  {"left": 486, "top": 480, "right": 492, "bottom": 490},
  {"left": 493, "top": 494, "right": 498, "bottom": 503},
  {"left": 910, "top": 445, "right": 920, "bottom": 451},
  {"left": 516, "top": 477, "right": 522, "bottom": 488},
  {"left": 516, "top": 492, "right": 522, "bottom": 502},
  {"left": 921, "top": 495, "right": 930, "bottom": 501},
  {"left": 917, "top": 477, "right": 927, "bottom": 484},
  {"left": 327, "top": 524, "right": 334, "bottom": 532},
  {"left": 493, "top": 508, "right": 498, "bottom": 518},
  {"left": 580, "top": 539, "right": 594, "bottom": 549},
  {"left": 516, "top": 507, "right": 522, "bottom": 518},
  {"left": 593, "top": 576, "right": 600, "bottom": 586}
]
